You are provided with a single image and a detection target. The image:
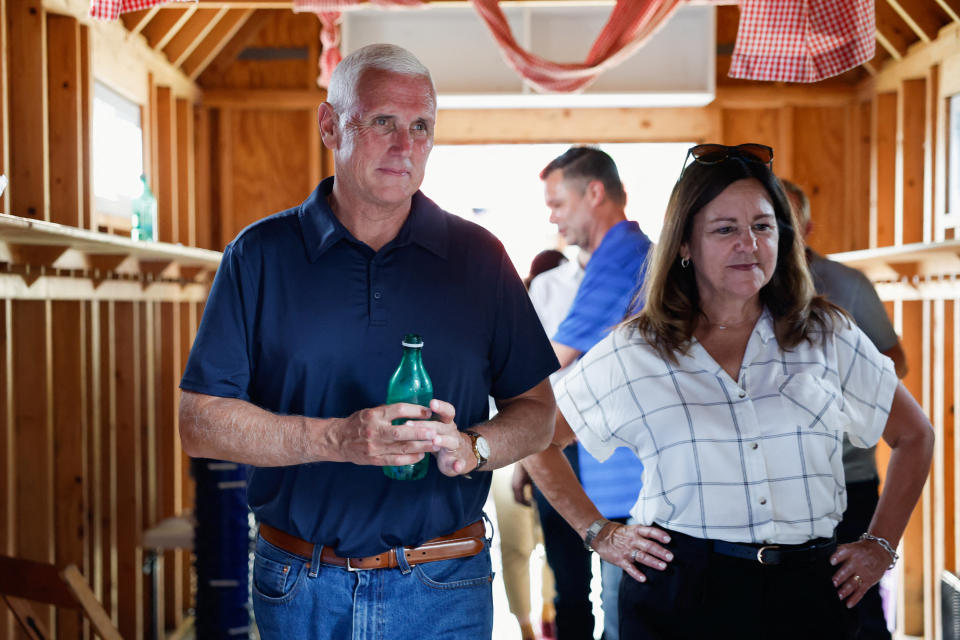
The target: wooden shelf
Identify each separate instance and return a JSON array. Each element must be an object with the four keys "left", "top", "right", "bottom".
[
  {"left": 0, "top": 213, "right": 221, "bottom": 289},
  {"left": 828, "top": 239, "right": 960, "bottom": 301}
]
